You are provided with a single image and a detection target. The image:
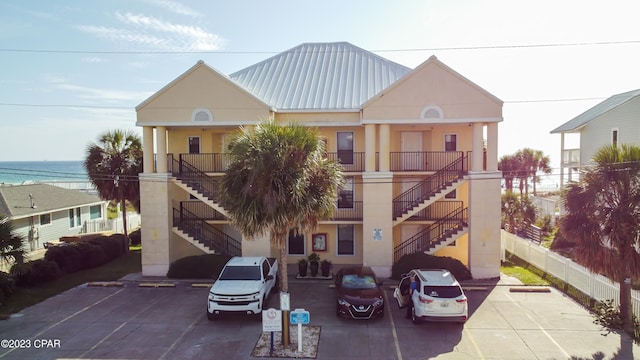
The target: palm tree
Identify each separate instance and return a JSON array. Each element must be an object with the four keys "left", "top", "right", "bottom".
[
  {"left": 498, "top": 154, "right": 520, "bottom": 191},
  {"left": 218, "top": 120, "right": 344, "bottom": 347},
  {"left": 529, "top": 149, "right": 552, "bottom": 196},
  {"left": 560, "top": 144, "right": 640, "bottom": 338},
  {"left": 0, "top": 217, "right": 26, "bottom": 274},
  {"left": 84, "top": 130, "right": 143, "bottom": 249}
]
